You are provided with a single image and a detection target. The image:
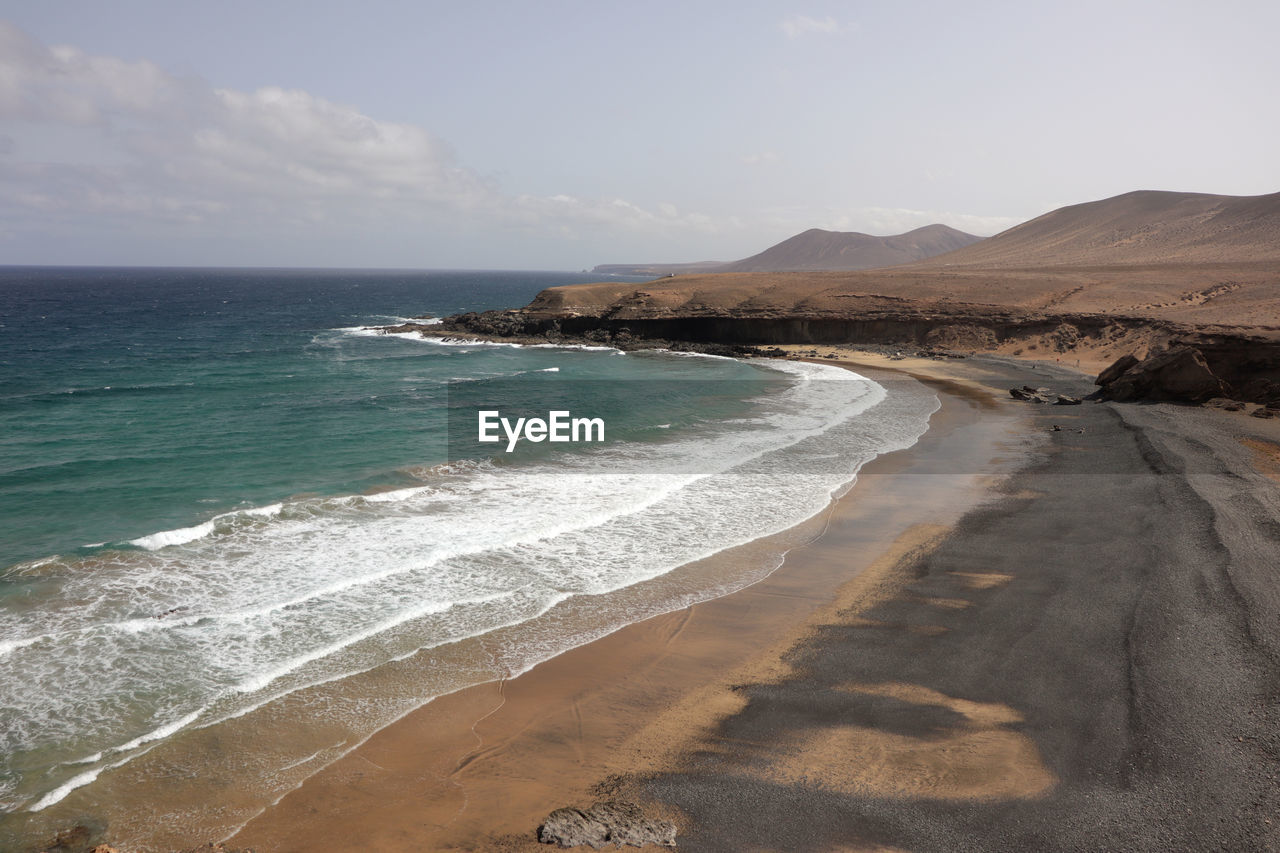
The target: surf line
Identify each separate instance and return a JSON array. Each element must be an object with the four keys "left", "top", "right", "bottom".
[{"left": 477, "top": 410, "right": 605, "bottom": 452}]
